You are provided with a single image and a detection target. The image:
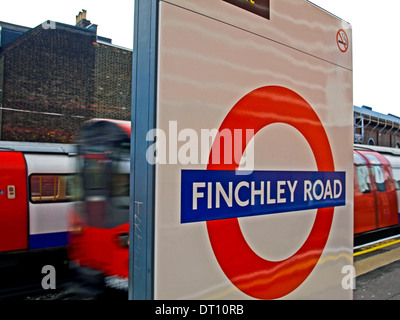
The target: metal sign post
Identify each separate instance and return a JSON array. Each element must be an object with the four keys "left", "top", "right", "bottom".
[{"left": 129, "top": 0, "right": 159, "bottom": 300}]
